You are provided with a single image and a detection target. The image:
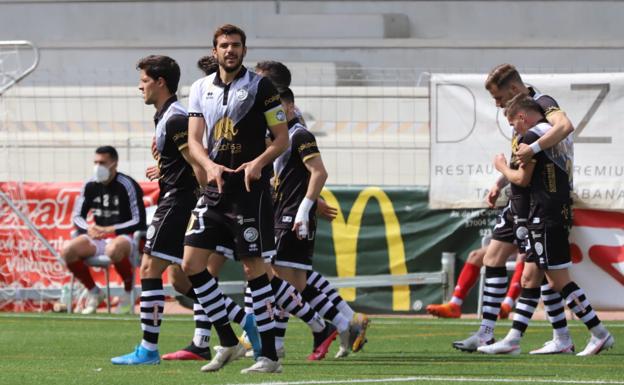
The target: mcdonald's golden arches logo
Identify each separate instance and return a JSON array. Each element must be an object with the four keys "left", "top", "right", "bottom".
[{"left": 320, "top": 187, "right": 410, "bottom": 311}]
